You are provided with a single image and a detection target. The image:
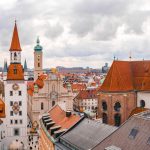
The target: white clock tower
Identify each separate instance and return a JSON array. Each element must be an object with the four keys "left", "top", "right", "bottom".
[{"left": 4, "top": 22, "right": 28, "bottom": 149}]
